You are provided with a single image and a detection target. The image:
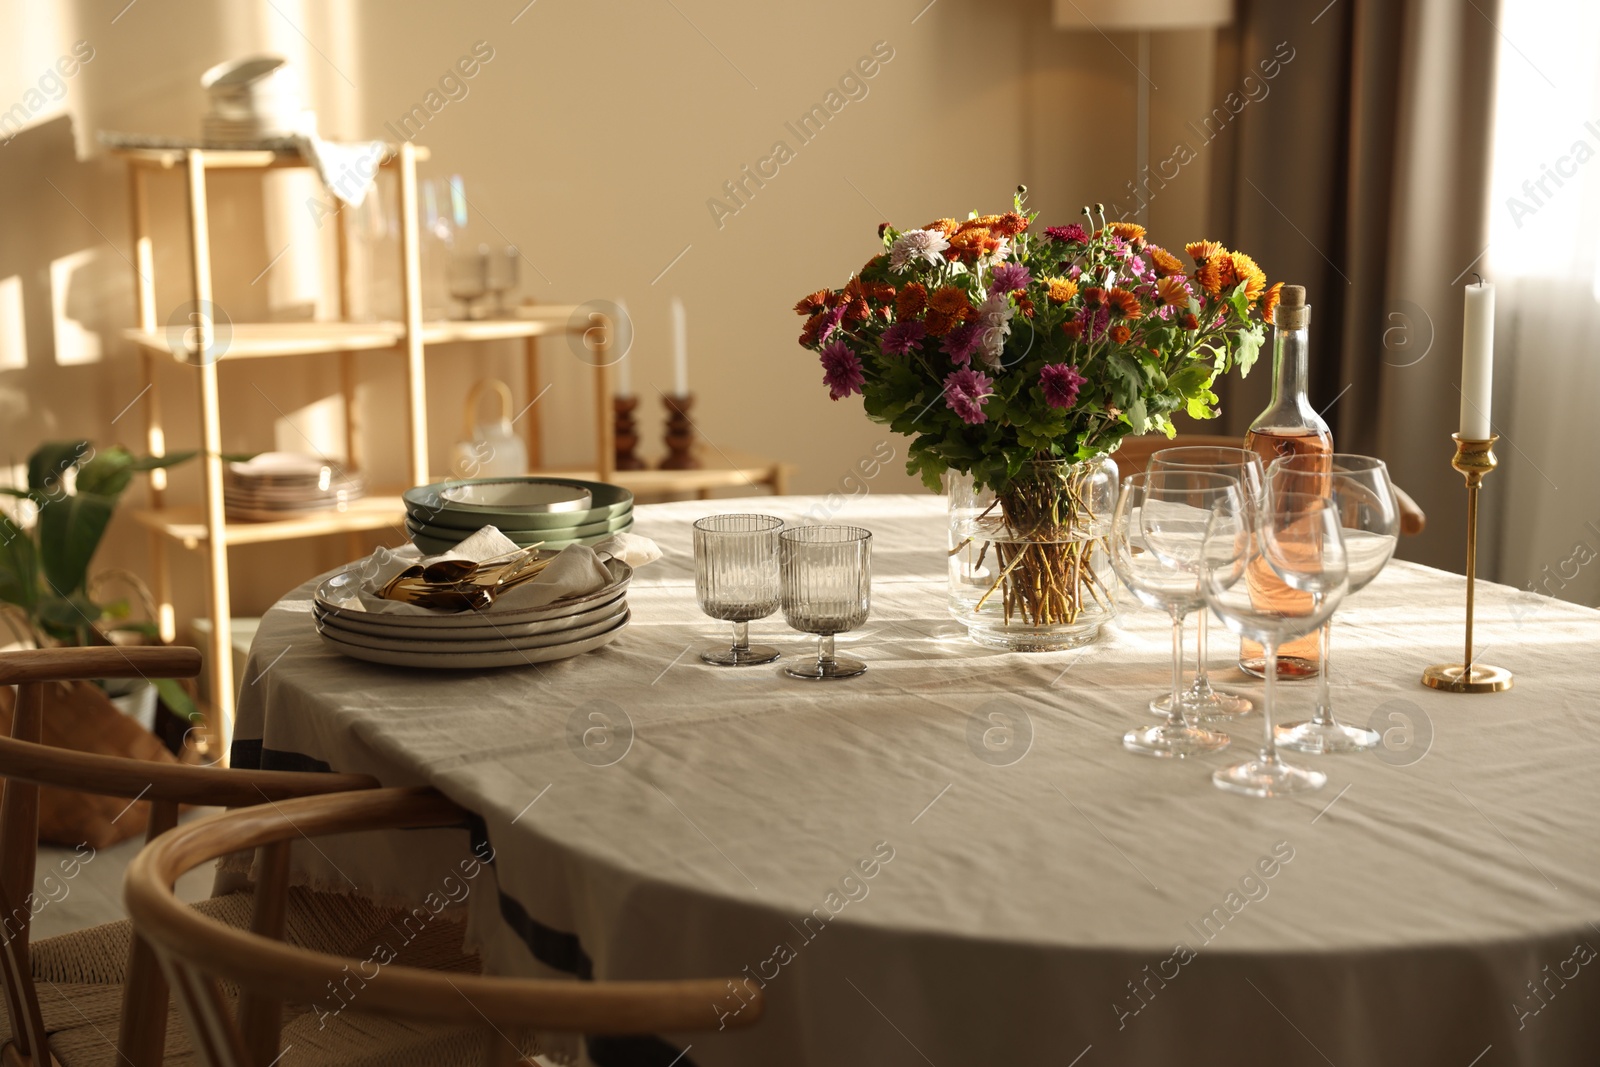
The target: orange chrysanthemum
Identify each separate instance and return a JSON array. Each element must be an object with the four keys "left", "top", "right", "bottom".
[
  {"left": 1045, "top": 277, "right": 1079, "bottom": 304},
  {"left": 1197, "top": 255, "right": 1239, "bottom": 298},
  {"left": 1109, "top": 324, "right": 1132, "bottom": 344},
  {"left": 1230, "top": 251, "right": 1266, "bottom": 302},
  {"left": 1157, "top": 276, "right": 1190, "bottom": 307},
  {"left": 1180, "top": 312, "right": 1200, "bottom": 331},
  {"left": 1262, "top": 281, "right": 1285, "bottom": 323},
  {"left": 992, "top": 211, "right": 1030, "bottom": 237},
  {"left": 799, "top": 311, "right": 828, "bottom": 346},
  {"left": 924, "top": 218, "right": 962, "bottom": 236},
  {"left": 1016, "top": 294, "right": 1036, "bottom": 318},
  {"left": 1061, "top": 320, "right": 1083, "bottom": 340},
  {"left": 947, "top": 228, "right": 1001, "bottom": 261},
  {"left": 1185, "top": 240, "right": 1224, "bottom": 263},
  {"left": 895, "top": 283, "right": 927, "bottom": 319},
  {"left": 924, "top": 309, "right": 958, "bottom": 337},
  {"left": 1107, "top": 221, "right": 1147, "bottom": 242},
  {"left": 1080, "top": 286, "right": 1107, "bottom": 309},
  {"left": 929, "top": 287, "right": 971, "bottom": 316},
  {"left": 1107, "top": 288, "right": 1143, "bottom": 320},
  {"left": 1148, "top": 246, "right": 1185, "bottom": 277},
  {"left": 794, "top": 290, "right": 831, "bottom": 316}
]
